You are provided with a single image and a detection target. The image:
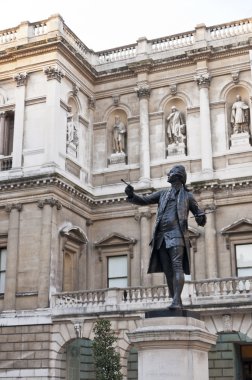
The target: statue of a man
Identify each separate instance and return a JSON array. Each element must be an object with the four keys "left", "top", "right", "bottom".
[
  {"left": 231, "top": 95, "right": 249, "bottom": 134},
  {"left": 112, "top": 115, "right": 126, "bottom": 153},
  {"left": 166, "top": 106, "right": 186, "bottom": 145},
  {"left": 124, "top": 165, "right": 206, "bottom": 309}
]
